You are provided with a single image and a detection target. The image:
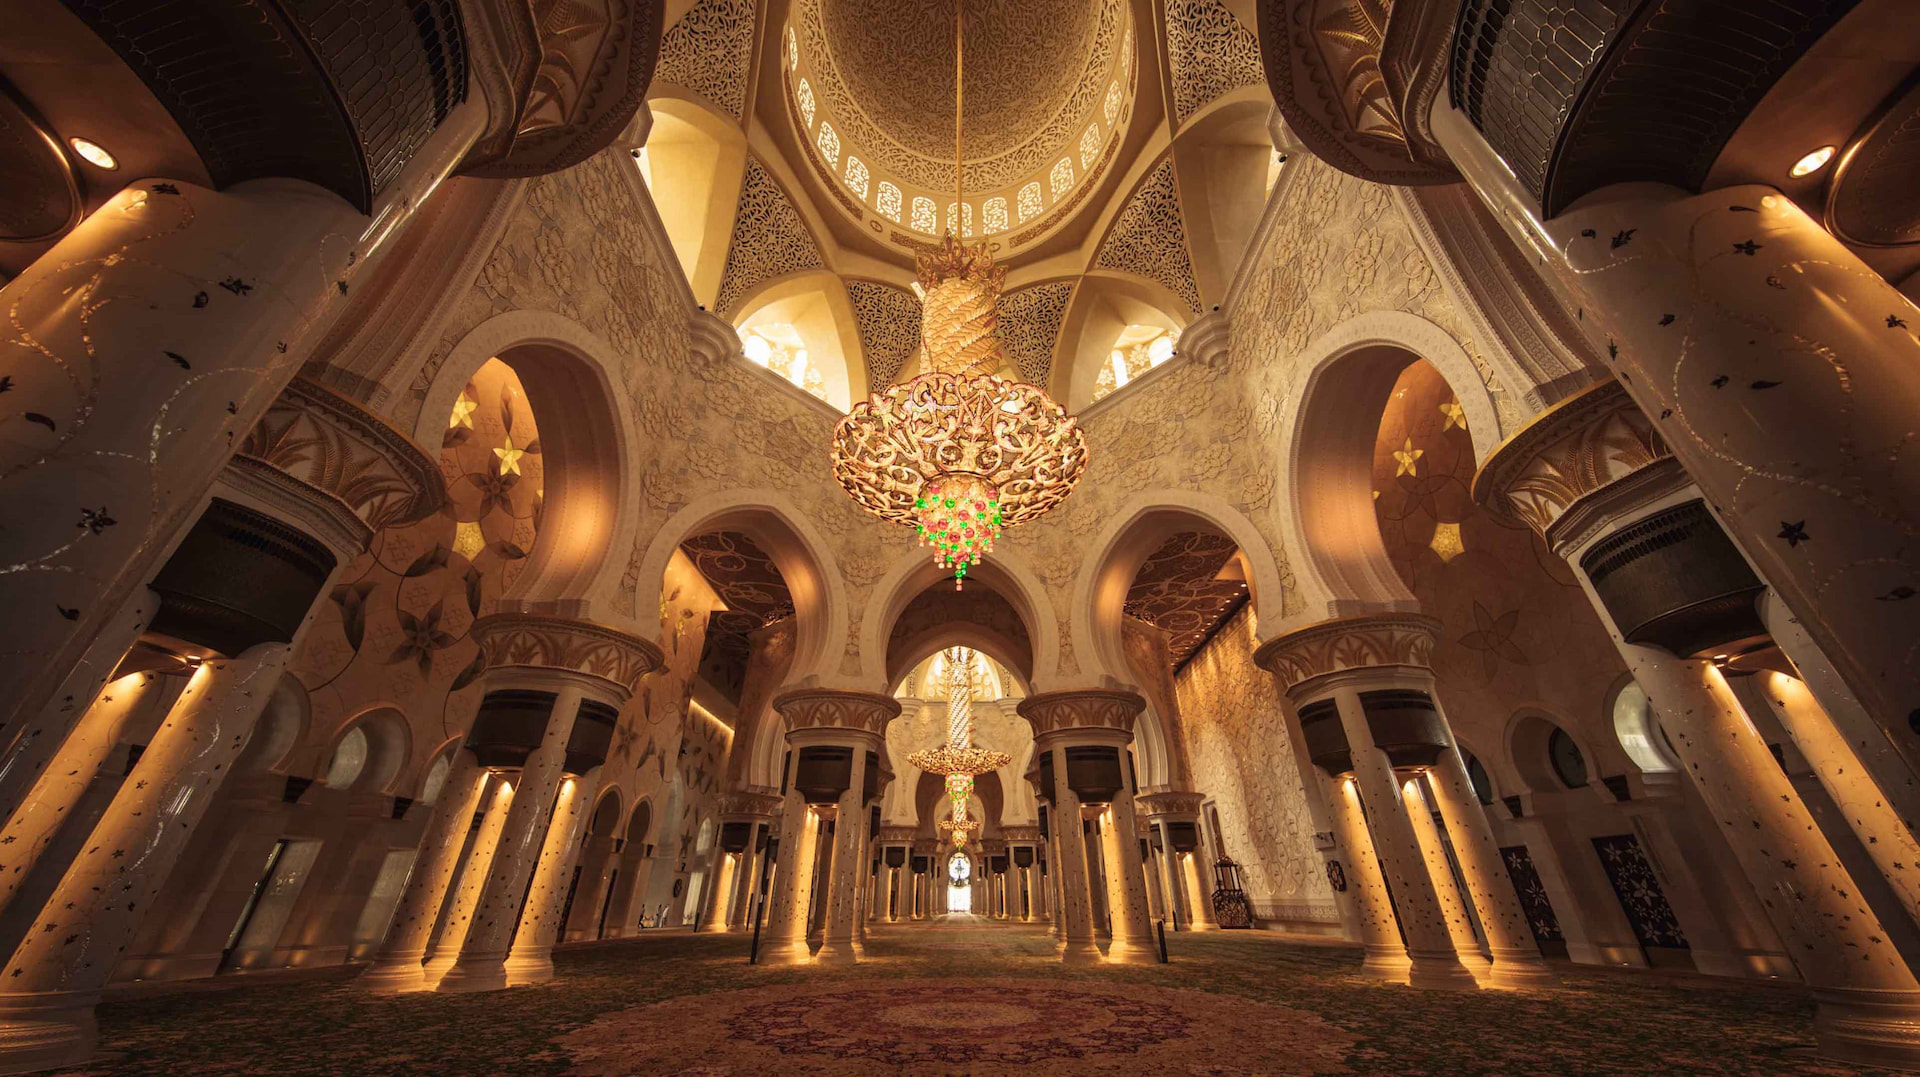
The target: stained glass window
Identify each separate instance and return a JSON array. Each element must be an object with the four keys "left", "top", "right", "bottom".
[
  {"left": 1016, "top": 182, "right": 1042, "bottom": 222},
  {"left": 845, "top": 156, "right": 870, "bottom": 199},
  {"left": 982, "top": 197, "right": 1008, "bottom": 234},
  {"left": 910, "top": 196, "right": 937, "bottom": 234},
  {"left": 1049, "top": 158, "right": 1073, "bottom": 198},
  {"left": 877, "top": 182, "right": 902, "bottom": 222},
  {"left": 796, "top": 78, "right": 816, "bottom": 128},
  {"left": 817, "top": 121, "right": 840, "bottom": 165}
]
